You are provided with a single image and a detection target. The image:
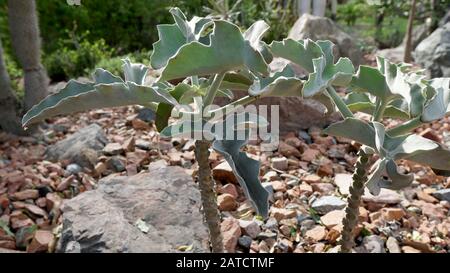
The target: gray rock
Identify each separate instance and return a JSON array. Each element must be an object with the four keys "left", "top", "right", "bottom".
[
  {"left": 238, "top": 236, "right": 252, "bottom": 249},
  {"left": 46, "top": 124, "right": 108, "bottom": 168},
  {"left": 300, "top": 219, "right": 315, "bottom": 231},
  {"left": 136, "top": 108, "right": 156, "bottom": 122},
  {"left": 106, "top": 157, "right": 126, "bottom": 172},
  {"left": 432, "top": 189, "right": 450, "bottom": 202},
  {"left": 414, "top": 23, "right": 450, "bottom": 77},
  {"left": 135, "top": 139, "right": 153, "bottom": 150},
  {"left": 57, "top": 162, "right": 209, "bottom": 253},
  {"left": 66, "top": 164, "right": 82, "bottom": 174},
  {"left": 257, "top": 231, "right": 277, "bottom": 240},
  {"left": 311, "top": 196, "right": 346, "bottom": 214},
  {"left": 386, "top": 236, "right": 401, "bottom": 253},
  {"left": 289, "top": 14, "right": 362, "bottom": 66},
  {"left": 363, "top": 235, "right": 386, "bottom": 253},
  {"left": 362, "top": 189, "right": 403, "bottom": 204},
  {"left": 264, "top": 217, "right": 278, "bottom": 230}
]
